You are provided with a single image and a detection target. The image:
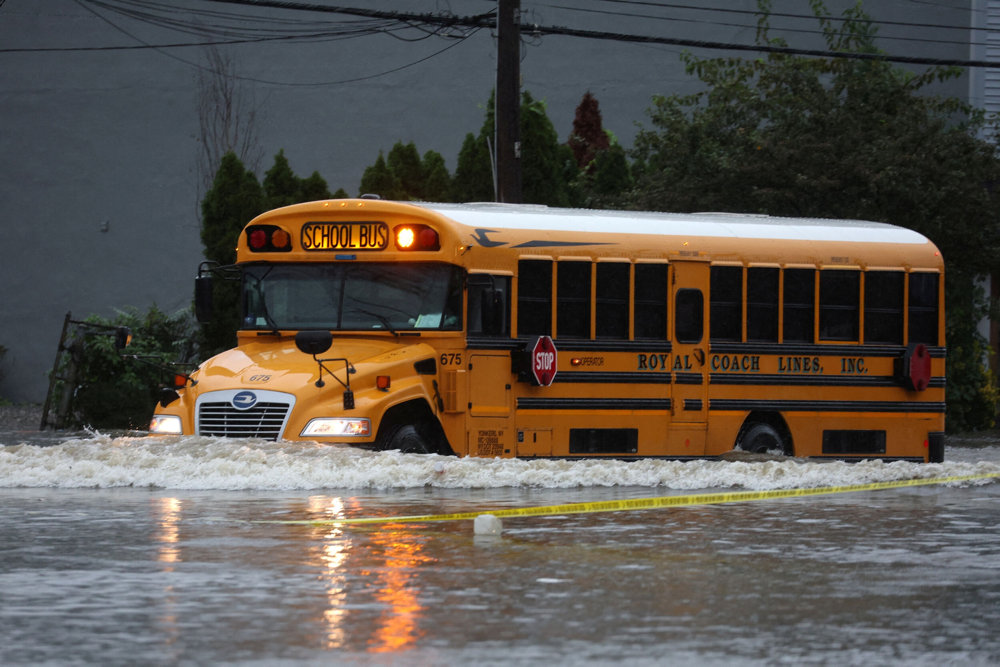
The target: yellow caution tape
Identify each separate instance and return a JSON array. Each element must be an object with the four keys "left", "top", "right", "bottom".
[{"left": 269, "top": 472, "right": 1000, "bottom": 526}]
